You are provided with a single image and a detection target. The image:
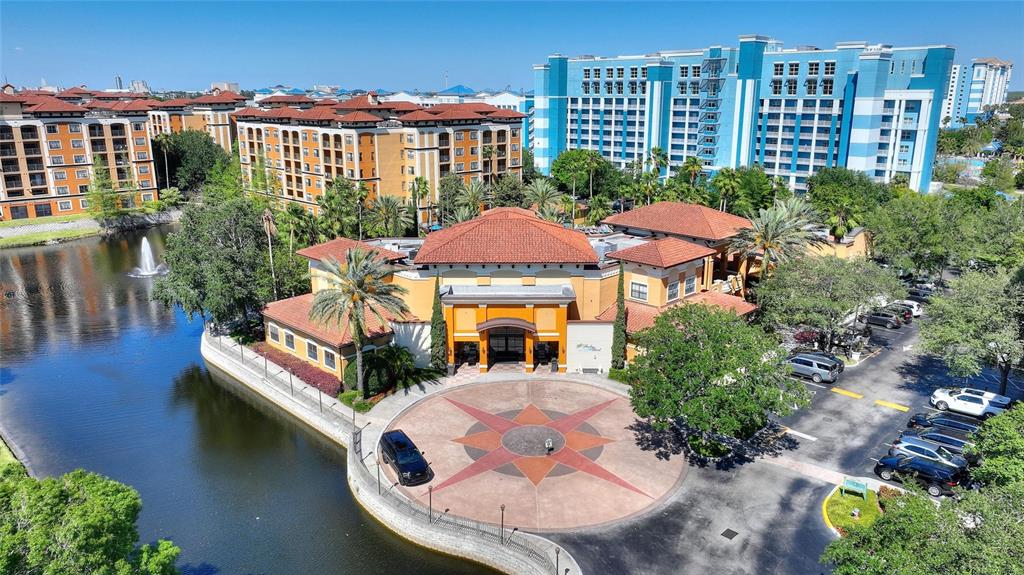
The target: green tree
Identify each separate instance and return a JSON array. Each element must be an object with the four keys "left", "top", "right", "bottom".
[
  {"left": 932, "top": 161, "right": 965, "bottom": 184},
  {"left": 865, "top": 192, "right": 949, "bottom": 275},
  {"left": 807, "top": 167, "right": 890, "bottom": 238},
  {"left": 0, "top": 464, "right": 181, "bottom": 575},
  {"left": 445, "top": 205, "right": 478, "bottom": 225},
  {"left": 524, "top": 178, "right": 560, "bottom": 212},
  {"left": 489, "top": 174, "right": 526, "bottom": 208},
  {"left": 367, "top": 194, "right": 413, "bottom": 237},
  {"left": 86, "top": 155, "right": 124, "bottom": 224},
  {"left": 202, "top": 155, "right": 244, "bottom": 204},
  {"left": 154, "top": 198, "right": 302, "bottom": 328},
  {"left": 317, "top": 178, "right": 360, "bottom": 241},
  {"left": 520, "top": 148, "right": 538, "bottom": 183},
  {"left": 459, "top": 179, "right": 490, "bottom": 215},
  {"left": 585, "top": 196, "right": 612, "bottom": 225},
  {"left": 626, "top": 304, "right": 809, "bottom": 441},
  {"left": 430, "top": 274, "right": 447, "bottom": 371},
  {"left": 981, "top": 157, "right": 1016, "bottom": 191},
  {"left": 681, "top": 155, "right": 704, "bottom": 186},
  {"left": 437, "top": 174, "right": 464, "bottom": 226},
  {"left": 157, "top": 187, "right": 183, "bottom": 209},
  {"left": 551, "top": 149, "right": 614, "bottom": 200},
  {"left": 411, "top": 175, "right": 431, "bottom": 231},
  {"left": 711, "top": 167, "right": 741, "bottom": 212},
  {"left": 967, "top": 405, "right": 1024, "bottom": 486},
  {"left": 822, "top": 482, "right": 1024, "bottom": 575},
  {"left": 920, "top": 270, "right": 1024, "bottom": 396},
  {"left": 309, "top": 249, "right": 410, "bottom": 398},
  {"left": 729, "top": 197, "right": 826, "bottom": 277},
  {"left": 166, "top": 129, "right": 229, "bottom": 192},
  {"left": 757, "top": 257, "right": 905, "bottom": 351},
  {"left": 610, "top": 261, "right": 626, "bottom": 369}
]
